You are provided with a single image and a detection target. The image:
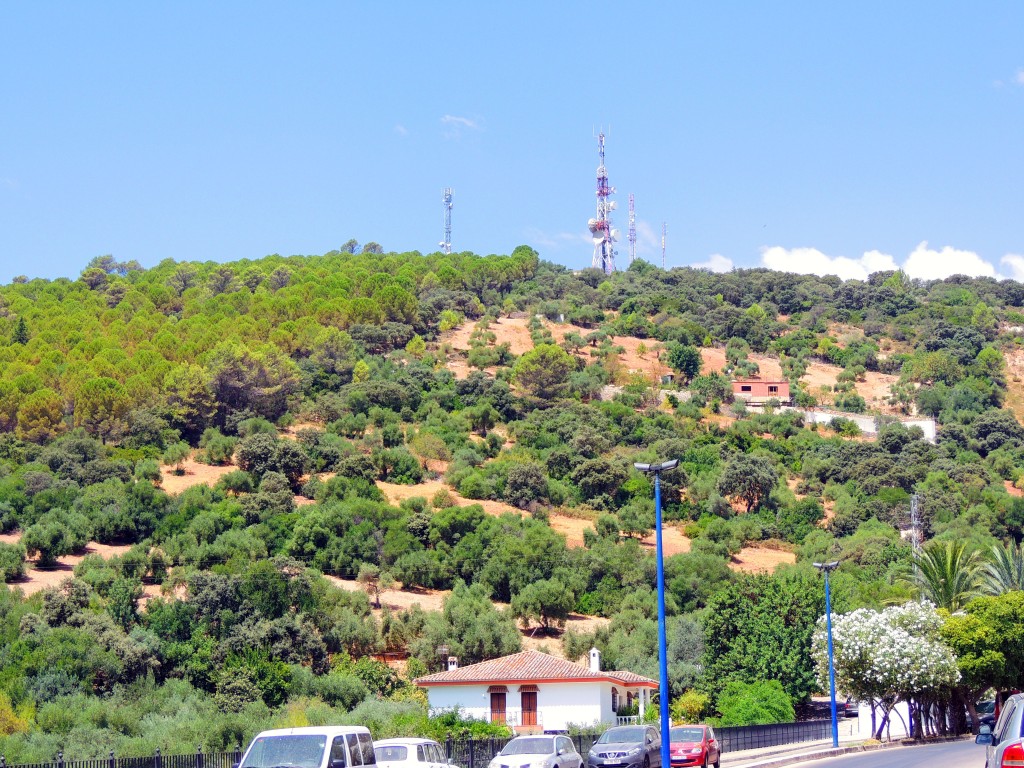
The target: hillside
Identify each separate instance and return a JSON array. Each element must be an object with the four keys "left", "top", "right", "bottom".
[{"left": 2, "top": 250, "right": 1024, "bottom": 757}]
